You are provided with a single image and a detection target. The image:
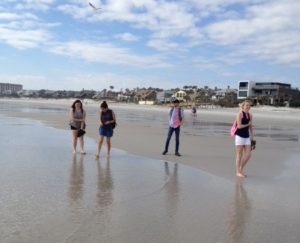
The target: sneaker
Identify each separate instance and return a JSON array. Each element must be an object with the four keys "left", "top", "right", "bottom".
[
  {"left": 162, "top": 151, "right": 167, "bottom": 155},
  {"left": 175, "top": 152, "right": 181, "bottom": 157}
]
